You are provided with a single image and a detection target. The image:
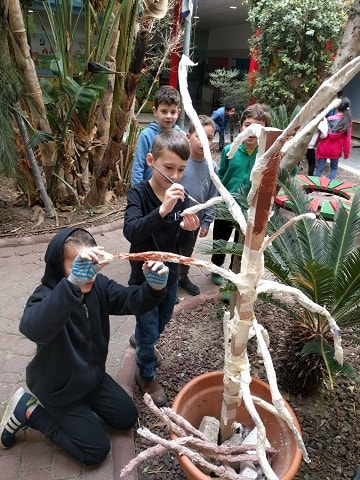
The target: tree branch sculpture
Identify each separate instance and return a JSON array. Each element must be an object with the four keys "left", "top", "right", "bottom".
[{"left": 118, "top": 55, "right": 360, "bottom": 479}]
